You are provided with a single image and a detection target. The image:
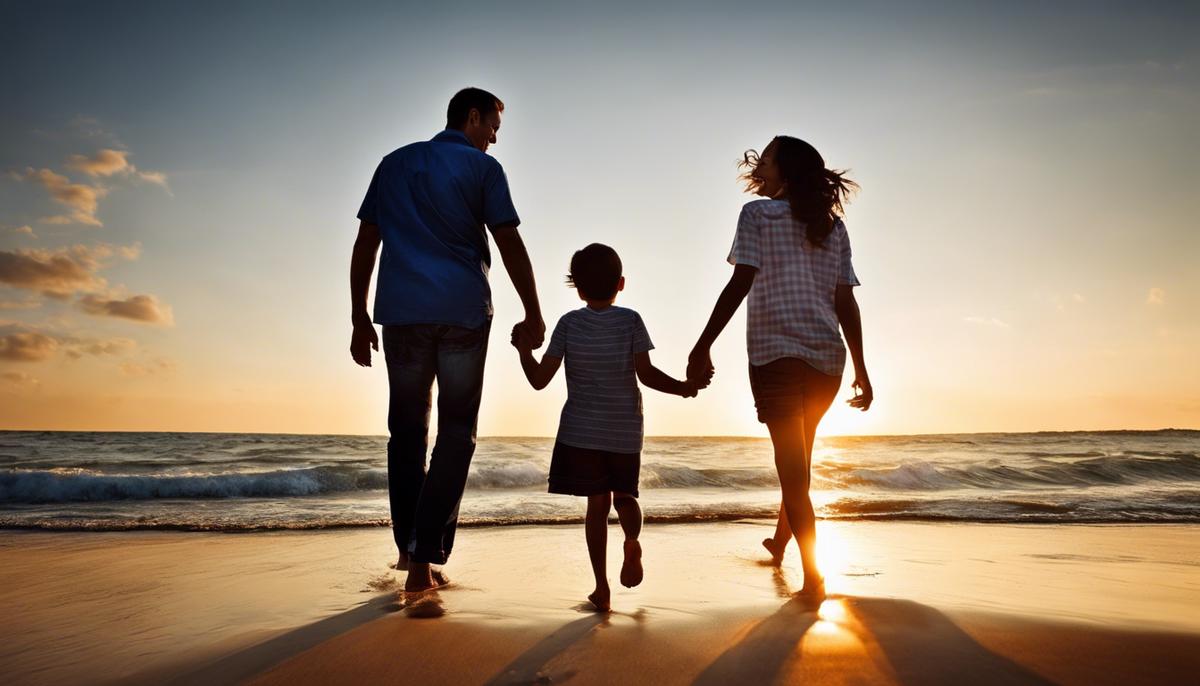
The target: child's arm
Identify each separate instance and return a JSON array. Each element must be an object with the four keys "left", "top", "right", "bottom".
[
  {"left": 634, "top": 351, "right": 697, "bottom": 398},
  {"left": 513, "top": 326, "right": 562, "bottom": 390}
]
